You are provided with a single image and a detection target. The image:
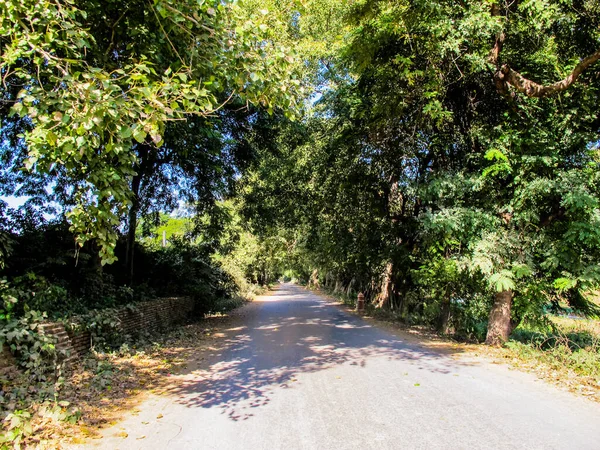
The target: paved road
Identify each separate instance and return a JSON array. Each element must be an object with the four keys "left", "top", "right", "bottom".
[{"left": 89, "top": 283, "right": 600, "bottom": 449}]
